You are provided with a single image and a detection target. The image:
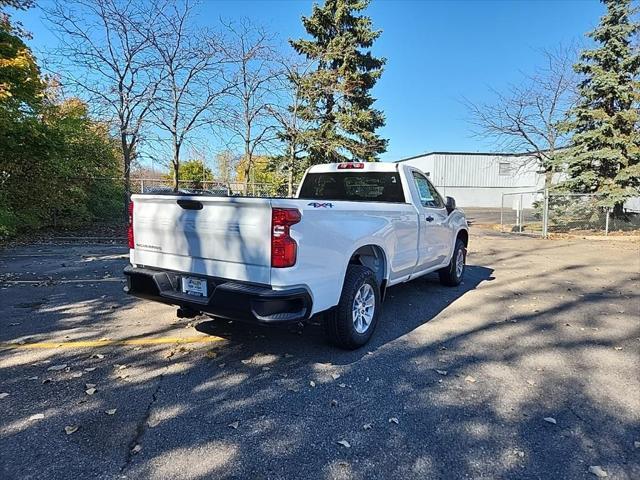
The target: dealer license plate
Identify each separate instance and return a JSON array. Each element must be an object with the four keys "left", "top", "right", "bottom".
[{"left": 181, "top": 276, "right": 207, "bottom": 297}]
